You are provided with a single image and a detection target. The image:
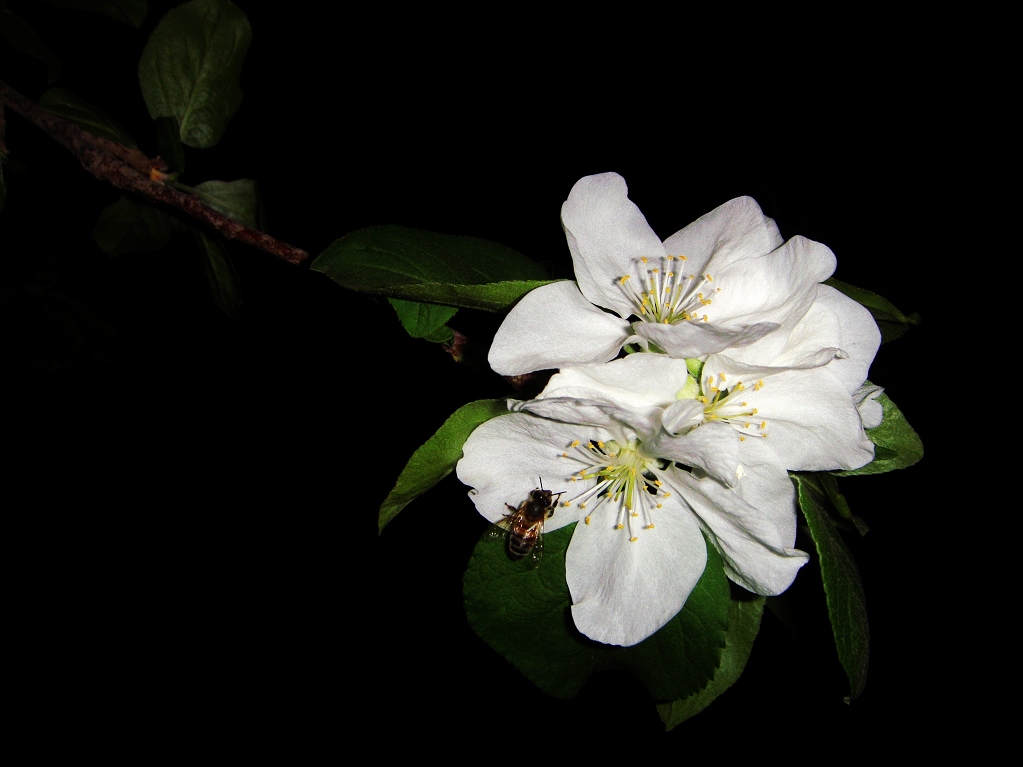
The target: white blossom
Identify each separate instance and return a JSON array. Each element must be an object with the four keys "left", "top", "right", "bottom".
[{"left": 490, "top": 172, "right": 840, "bottom": 376}]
